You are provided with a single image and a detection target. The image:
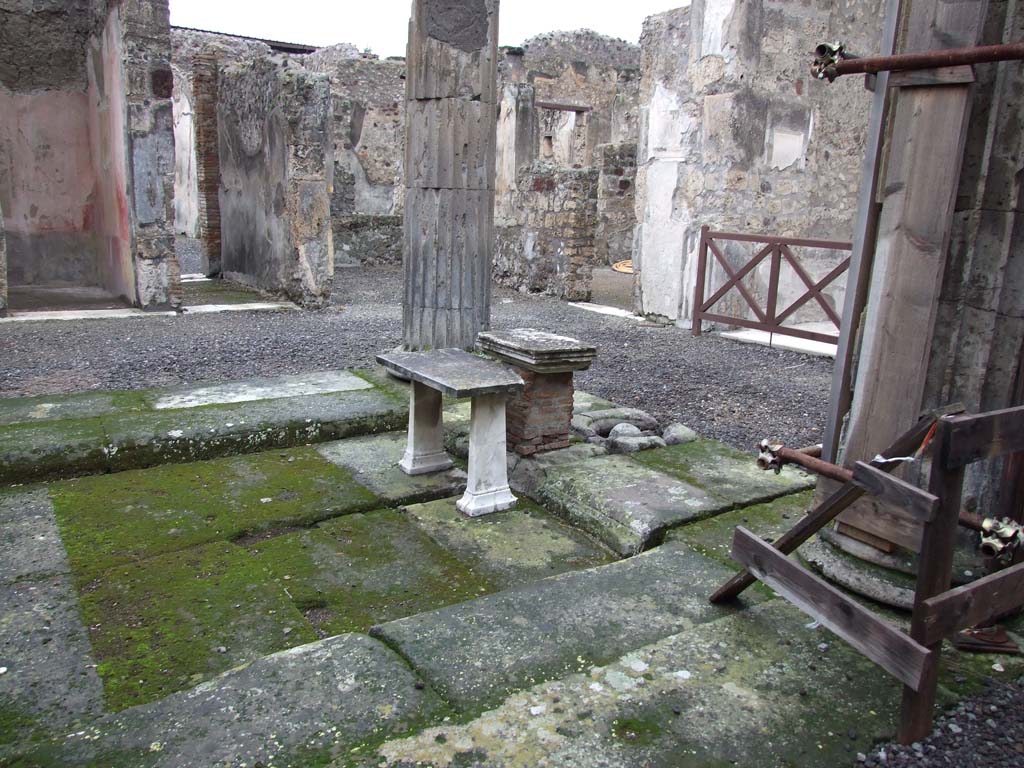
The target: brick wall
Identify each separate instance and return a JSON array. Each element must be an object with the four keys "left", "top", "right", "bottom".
[
  {"left": 192, "top": 53, "right": 221, "bottom": 276},
  {"left": 506, "top": 370, "right": 575, "bottom": 456}
]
